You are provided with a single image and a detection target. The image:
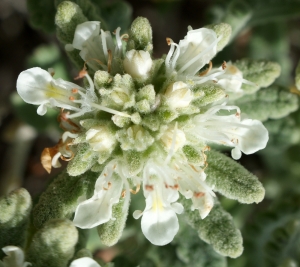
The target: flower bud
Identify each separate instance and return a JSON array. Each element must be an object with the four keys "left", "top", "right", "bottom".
[
  {"left": 86, "top": 125, "right": 117, "bottom": 153},
  {"left": 165, "top": 81, "right": 193, "bottom": 109},
  {"left": 160, "top": 125, "right": 186, "bottom": 152},
  {"left": 123, "top": 50, "right": 152, "bottom": 79}
]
